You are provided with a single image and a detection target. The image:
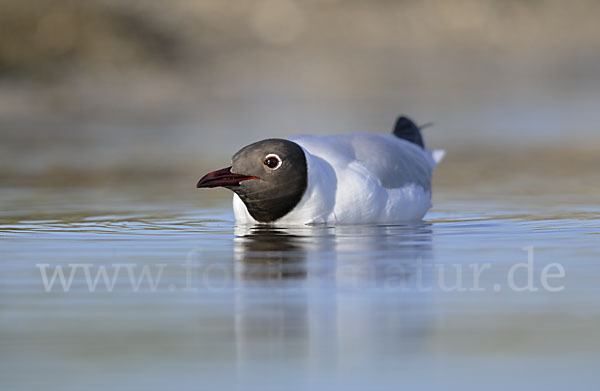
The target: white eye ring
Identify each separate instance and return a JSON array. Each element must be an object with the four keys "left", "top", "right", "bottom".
[{"left": 264, "top": 153, "right": 282, "bottom": 170}]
